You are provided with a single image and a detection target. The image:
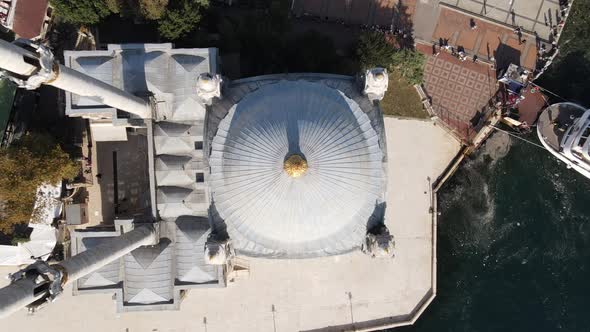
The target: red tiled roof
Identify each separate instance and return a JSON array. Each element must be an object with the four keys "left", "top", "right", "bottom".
[{"left": 12, "top": 0, "right": 48, "bottom": 39}]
